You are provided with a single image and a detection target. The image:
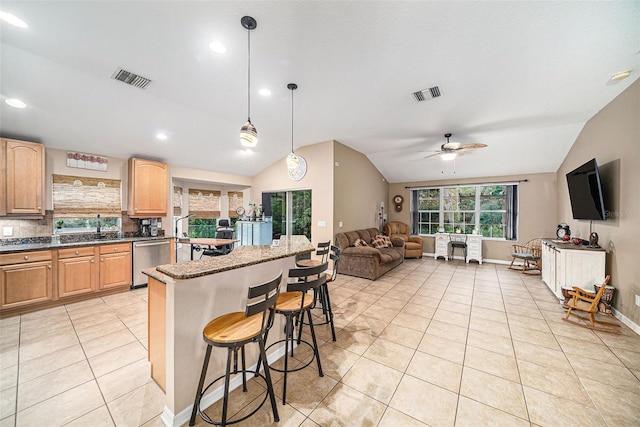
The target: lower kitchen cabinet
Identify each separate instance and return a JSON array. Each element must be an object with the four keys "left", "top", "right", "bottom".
[
  {"left": 0, "top": 251, "right": 53, "bottom": 310},
  {"left": 99, "top": 243, "right": 132, "bottom": 289},
  {"left": 58, "top": 247, "right": 97, "bottom": 298}
]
